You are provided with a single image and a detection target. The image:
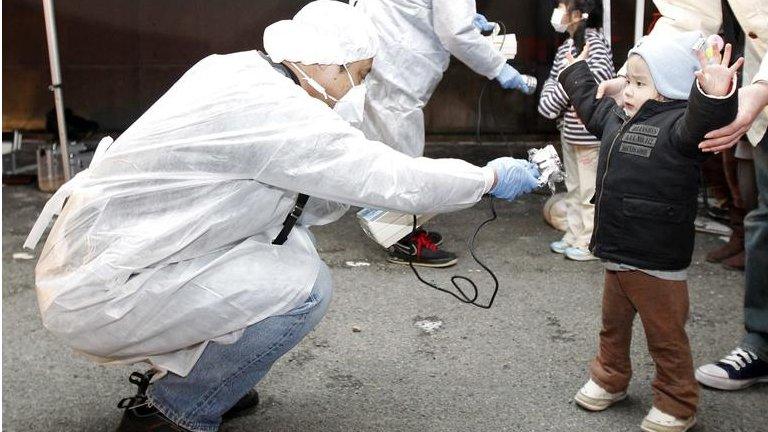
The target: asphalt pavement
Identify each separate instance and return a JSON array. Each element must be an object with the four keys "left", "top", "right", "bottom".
[{"left": 3, "top": 170, "right": 765, "bottom": 431}]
